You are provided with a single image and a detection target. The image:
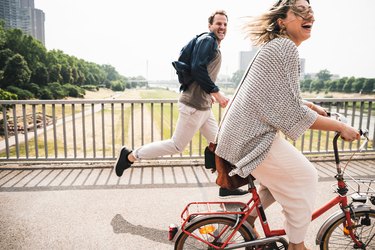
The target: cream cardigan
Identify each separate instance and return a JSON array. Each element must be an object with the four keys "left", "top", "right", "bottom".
[{"left": 215, "top": 37, "right": 318, "bottom": 178}]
